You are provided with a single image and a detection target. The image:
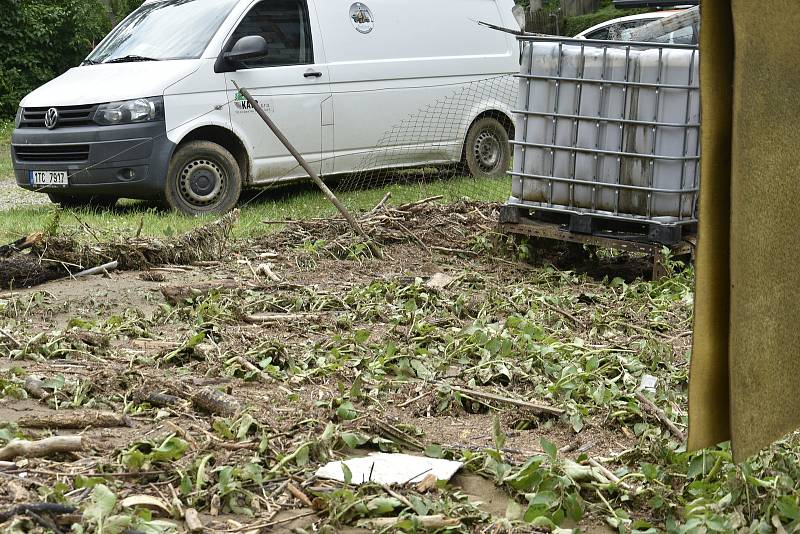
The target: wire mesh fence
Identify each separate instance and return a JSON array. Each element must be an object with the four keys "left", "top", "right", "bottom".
[{"left": 332, "top": 75, "right": 518, "bottom": 203}]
